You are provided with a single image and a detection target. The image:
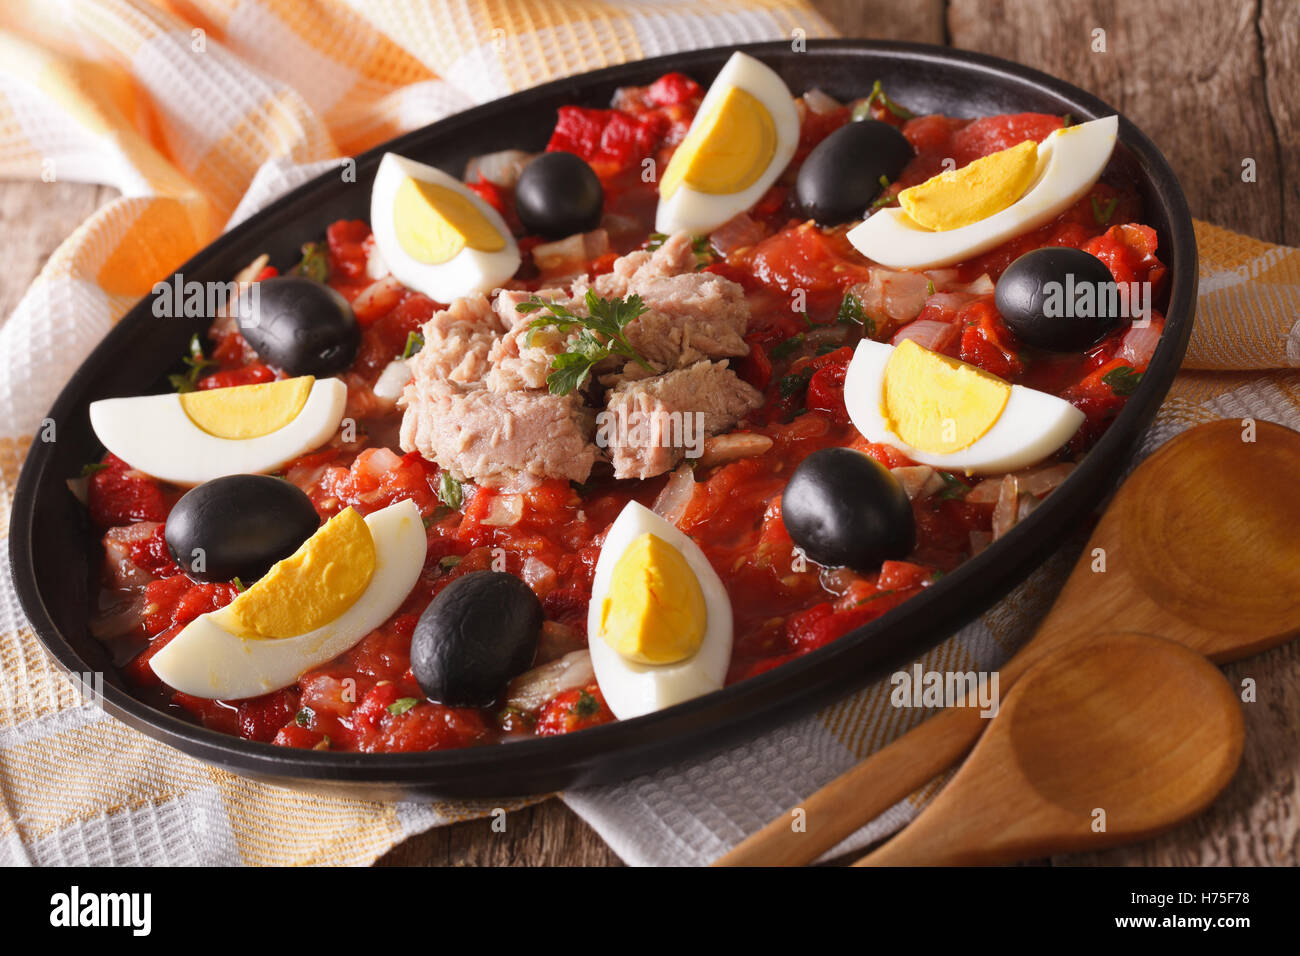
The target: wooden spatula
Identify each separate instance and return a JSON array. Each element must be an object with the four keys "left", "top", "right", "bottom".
[
  {"left": 716, "top": 418, "right": 1300, "bottom": 866},
  {"left": 854, "top": 631, "right": 1244, "bottom": 865}
]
